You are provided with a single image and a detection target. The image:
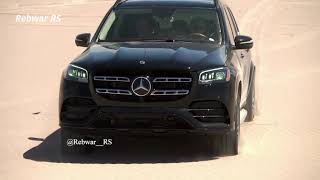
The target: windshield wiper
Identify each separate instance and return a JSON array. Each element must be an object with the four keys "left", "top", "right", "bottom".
[
  {"left": 140, "top": 39, "right": 192, "bottom": 42},
  {"left": 97, "top": 39, "right": 196, "bottom": 43}
]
